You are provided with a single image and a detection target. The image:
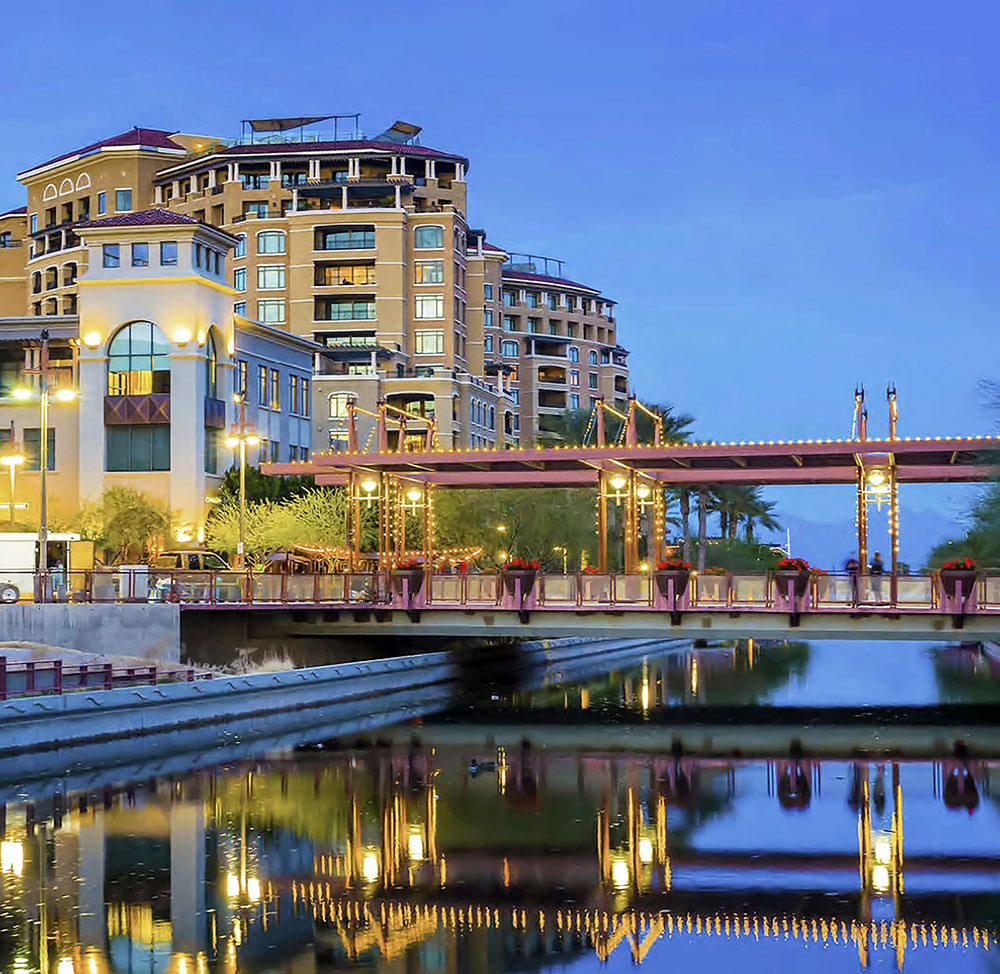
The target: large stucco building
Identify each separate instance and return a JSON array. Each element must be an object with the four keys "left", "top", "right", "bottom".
[{"left": 0, "top": 117, "right": 629, "bottom": 454}]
